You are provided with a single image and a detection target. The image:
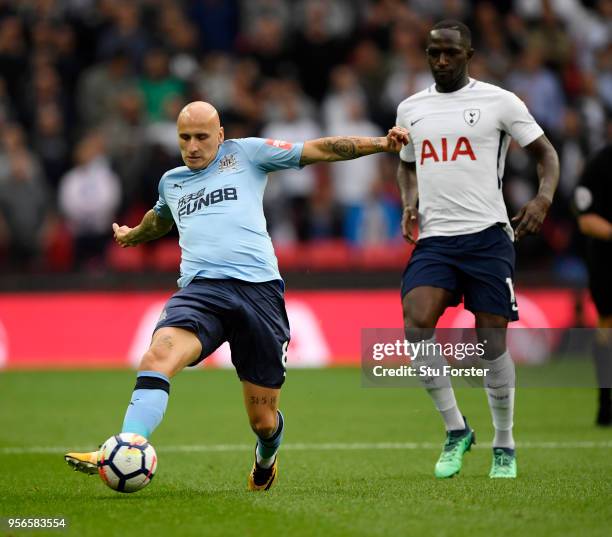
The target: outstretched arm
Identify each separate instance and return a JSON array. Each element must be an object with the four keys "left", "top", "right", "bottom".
[
  {"left": 300, "top": 126, "right": 409, "bottom": 166},
  {"left": 397, "top": 160, "right": 418, "bottom": 244},
  {"left": 113, "top": 209, "right": 174, "bottom": 248},
  {"left": 511, "top": 134, "right": 559, "bottom": 241}
]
